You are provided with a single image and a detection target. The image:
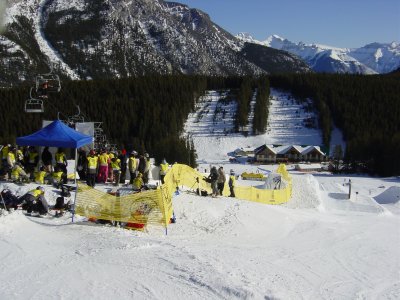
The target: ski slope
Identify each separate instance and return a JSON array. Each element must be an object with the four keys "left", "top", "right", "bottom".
[
  {"left": 0, "top": 89, "right": 399, "bottom": 299},
  {"left": 184, "top": 89, "right": 344, "bottom": 163}
]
